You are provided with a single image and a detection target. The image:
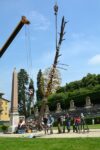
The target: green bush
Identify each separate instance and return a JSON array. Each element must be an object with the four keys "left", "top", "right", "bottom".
[
  {"left": 1, "top": 125, "right": 8, "bottom": 133},
  {"left": 85, "top": 116, "right": 100, "bottom": 125},
  {"left": 95, "top": 117, "right": 100, "bottom": 124},
  {"left": 85, "top": 117, "right": 92, "bottom": 125},
  {"left": 53, "top": 120, "right": 58, "bottom": 127},
  {"left": 0, "top": 125, "right": 2, "bottom": 132}
]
